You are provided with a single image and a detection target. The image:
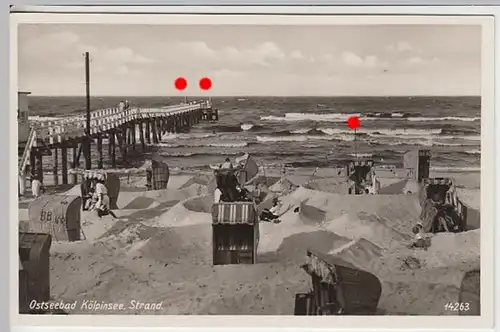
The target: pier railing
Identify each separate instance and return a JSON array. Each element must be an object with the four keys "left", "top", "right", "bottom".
[{"left": 30, "top": 100, "right": 212, "bottom": 146}]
